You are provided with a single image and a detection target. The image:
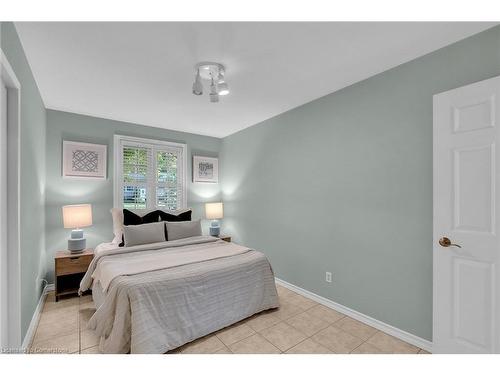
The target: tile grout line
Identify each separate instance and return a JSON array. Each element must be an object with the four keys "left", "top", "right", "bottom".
[
  {"left": 228, "top": 332, "right": 282, "bottom": 354},
  {"left": 33, "top": 293, "right": 92, "bottom": 354},
  {"left": 300, "top": 306, "right": 397, "bottom": 354},
  {"left": 280, "top": 333, "right": 311, "bottom": 354},
  {"left": 277, "top": 279, "right": 431, "bottom": 352},
  {"left": 258, "top": 332, "right": 283, "bottom": 354},
  {"left": 308, "top": 332, "right": 339, "bottom": 354},
  {"left": 334, "top": 319, "right": 381, "bottom": 353},
  {"left": 232, "top": 297, "right": 328, "bottom": 353},
  {"left": 274, "top": 321, "right": 309, "bottom": 354},
  {"left": 348, "top": 338, "right": 367, "bottom": 354}
]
